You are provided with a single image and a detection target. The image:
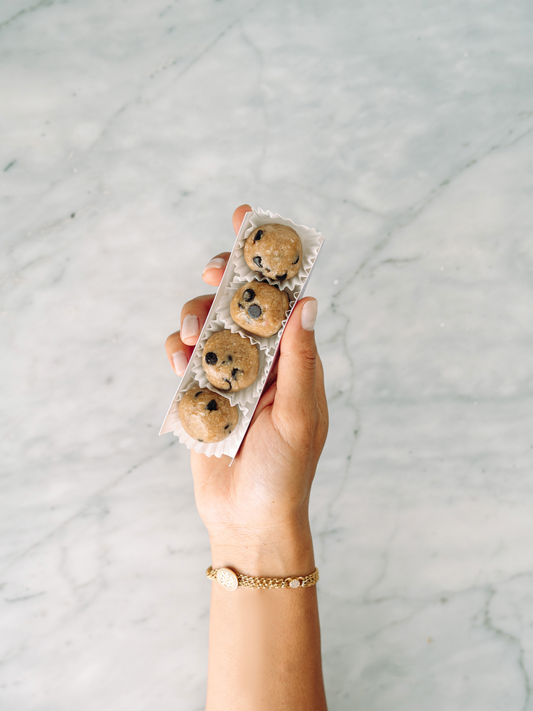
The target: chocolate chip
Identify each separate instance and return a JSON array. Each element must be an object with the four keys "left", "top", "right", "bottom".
[
  {"left": 231, "top": 367, "right": 240, "bottom": 380},
  {"left": 243, "top": 288, "right": 255, "bottom": 302},
  {"left": 253, "top": 229, "right": 263, "bottom": 242},
  {"left": 227, "top": 355, "right": 232, "bottom": 361},
  {"left": 224, "top": 424, "right": 229, "bottom": 430},
  {"left": 248, "top": 304, "right": 262, "bottom": 319},
  {"left": 206, "top": 400, "right": 218, "bottom": 411},
  {"left": 253, "top": 256, "right": 263, "bottom": 269},
  {"left": 221, "top": 379, "right": 232, "bottom": 391},
  {"left": 205, "top": 352, "right": 217, "bottom": 365},
  {"left": 195, "top": 391, "right": 202, "bottom": 397},
  {"left": 238, "top": 302, "right": 244, "bottom": 309},
  {"left": 276, "top": 273, "right": 287, "bottom": 281},
  {"left": 292, "top": 254, "right": 300, "bottom": 265},
  {"left": 198, "top": 439, "right": 203, "bottom": 442}
]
